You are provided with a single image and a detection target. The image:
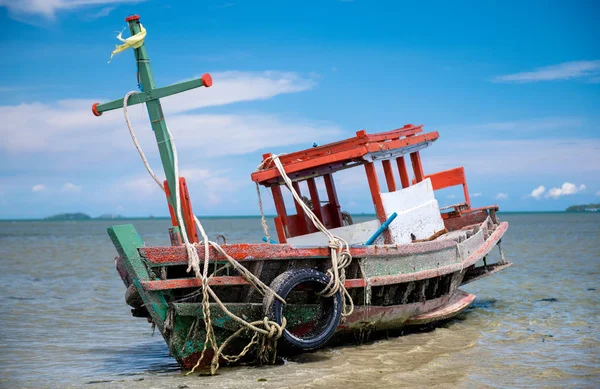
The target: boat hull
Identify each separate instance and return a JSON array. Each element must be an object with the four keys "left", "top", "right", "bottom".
[{"left": 108, "top": 210, "right": 511, "bottom": 371}]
